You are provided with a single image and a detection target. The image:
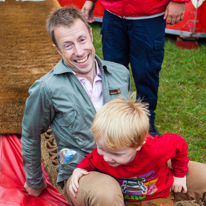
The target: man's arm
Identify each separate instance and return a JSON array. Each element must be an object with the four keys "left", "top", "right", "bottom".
[
  {"left": 164, "top": 1, "right": 186, "bottom": 25},
  {"left": 24, "top": 182, "right": 47, "bottom": 196},
  {"left": 21, "top": 79, "right": 52, "bottom": 196},
  {"left": 81, "top": 0, "right": 96, "bottom": 23}
]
